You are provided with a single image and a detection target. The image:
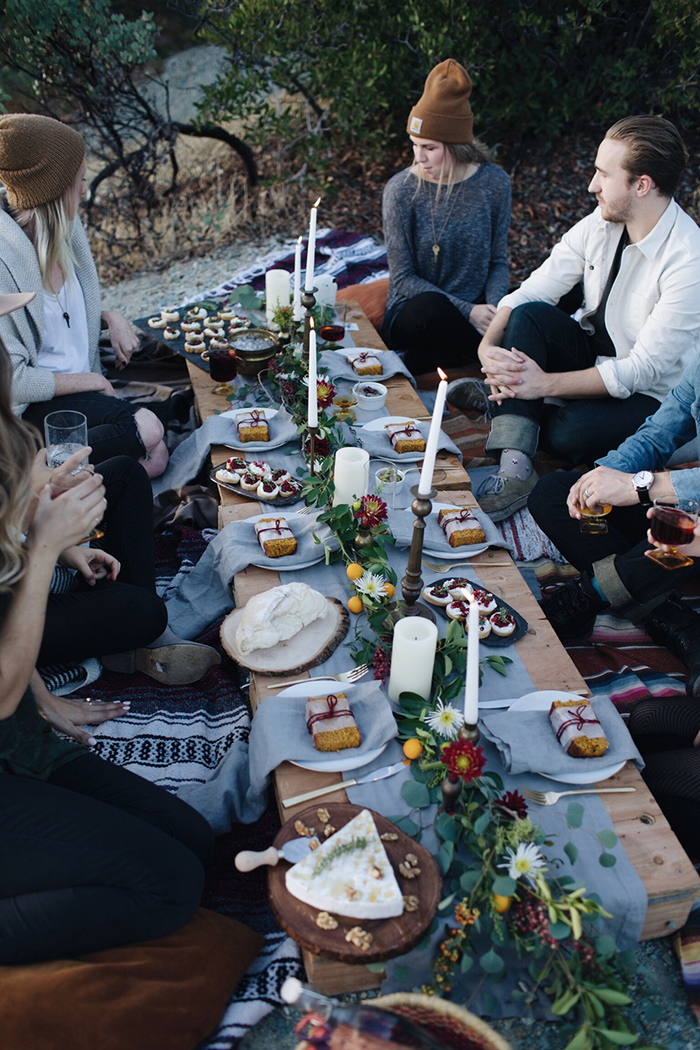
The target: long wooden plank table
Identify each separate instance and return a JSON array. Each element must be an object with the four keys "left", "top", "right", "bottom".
[{"left": 185, "top": 302, "right": 699, "bottom": 991}]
